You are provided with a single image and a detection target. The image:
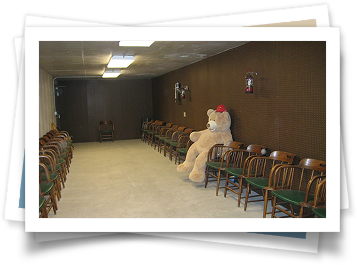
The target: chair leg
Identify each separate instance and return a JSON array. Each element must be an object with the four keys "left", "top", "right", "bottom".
[
  {"left": 224, "top": 173, "right": 229, "bottom": 197},
  {"left": 263, "top": 190, "right": 269, "bottom": 218},
  {"left": 204, "top": 168, "right": 211, "bottom": 188},
  {"left": 244, "top": 183, "right": 250, "bottom": 211},
  {"left": 216, "top": 171, "right": 222, "bottom": 196},
  {"left": 271, "top": 196, "right": 277, "bottom": 218},
  {"left": 238, "top": 178, "right": 243, "bottom": 207},
  {"left": 299, "top": 207, "right": 304, "bottom": 218}
]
